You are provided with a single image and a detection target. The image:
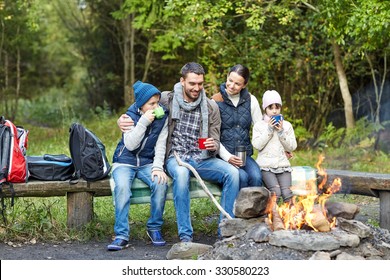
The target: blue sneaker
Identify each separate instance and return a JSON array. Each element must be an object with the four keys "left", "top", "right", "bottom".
[
  {"left": 180, "top": 236, "right": 193, "bottom": 243},
  {"left": 147, "top": 230, "right": 166, "bottom": 246},
  {"left": 107, "top": 238, "right": 128, "bottom": 251}
]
